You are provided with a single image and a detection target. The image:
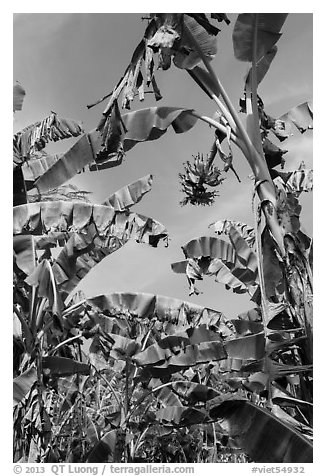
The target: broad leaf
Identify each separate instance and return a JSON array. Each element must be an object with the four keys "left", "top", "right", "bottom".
[
  {"left": 25, "top": 259, "right": 63, "bottom": 316},
  {"left": 245, "top": 46, "right": 278, "bottom": 88},
  {"left": 209, "top": 398, "right": 312, "bottom": 462},
  {"left": 134, "top": 332, "right": 265, "bottom": 371},
  {"left": 170, "top": 381, "right": 220, "bottom": 403},
  {"left": 233, "top": 14, "right": 288, "bottom": 62},
  {"left": 228, "top": 226, "right": 258, "bottom": 274},
  {"left": 172, "top": 235, "right": 258, "bottom": 296},
  {"left": 102, "top": 174, "right": 153, "bottom": 210},
  {"left": 271, "top": 382, "right": 313, "bottom": 410},
  {"left": 68, "top": 292, "right": 231, "bottom": 333},
  {"left": 42, "top": 356, "right": 90, "bottom": 376},
  {"left": 181, "top": 236, "right": 236, "bottom": 264},
  {"left": 272, "top": 102, "right": 313, "bottom": 141},
  {"left": 34, "top": 134, "right": 95, "bottom": 193},
  {"left": 155, "top": 406, "right": 207, "bottom": 426},
  {"left": 13, "top": 235, "right": 35, "bottom": 275},
  {"left": 86, "top": 429, "right": 117, "bottom": 463},
  {"left": 14, "top": 112, "right": 84, "bottom": 163},
  {"left": 51, "top": 210, "right": 168, "bottom": 298},
  {"left": 283, "top": 168, "right": 313, "bottom": 194},
  {"left": 13, "top": 366, "right": 37, "bottom": 407},
  {"left": 209, "top": 219, "right": 255, "bottom": 247},
  {"left": 34, "top": 107, "right": 199, "bottom": 193},
  {"left": 22, "top": 152, "right": 60, "bottom": 185},
  {"left": 173, "top": 14, "right": 218, "bottom": 69}
]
